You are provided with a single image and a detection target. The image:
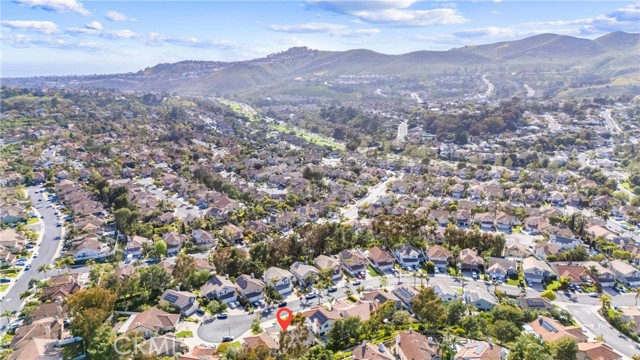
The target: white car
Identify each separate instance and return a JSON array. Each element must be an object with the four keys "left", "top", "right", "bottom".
[{"left": 33, "top": 252, "right": 39, "bottom": 258}]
